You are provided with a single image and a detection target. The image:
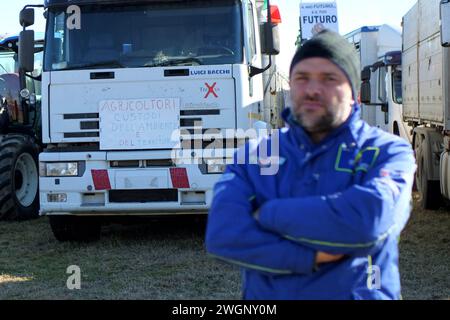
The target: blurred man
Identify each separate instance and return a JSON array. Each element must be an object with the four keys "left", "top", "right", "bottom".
[{"left": 206, "top": 30, "right": 416, "bottom": 300}]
